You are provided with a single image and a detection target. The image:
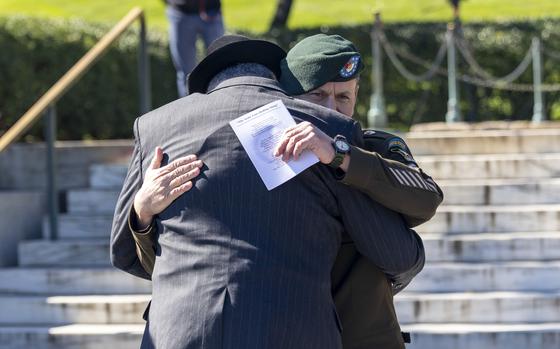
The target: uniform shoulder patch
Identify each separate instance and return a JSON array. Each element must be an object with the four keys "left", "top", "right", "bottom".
[
  {"left": 386, "top": 136, "right": 417, "bottom": 166},
  {"left": 386, "top": 137, "right": 408, "bottom": 152},
  {"left": 362, "top": 130, "right": 404, "bottom": 154}
]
